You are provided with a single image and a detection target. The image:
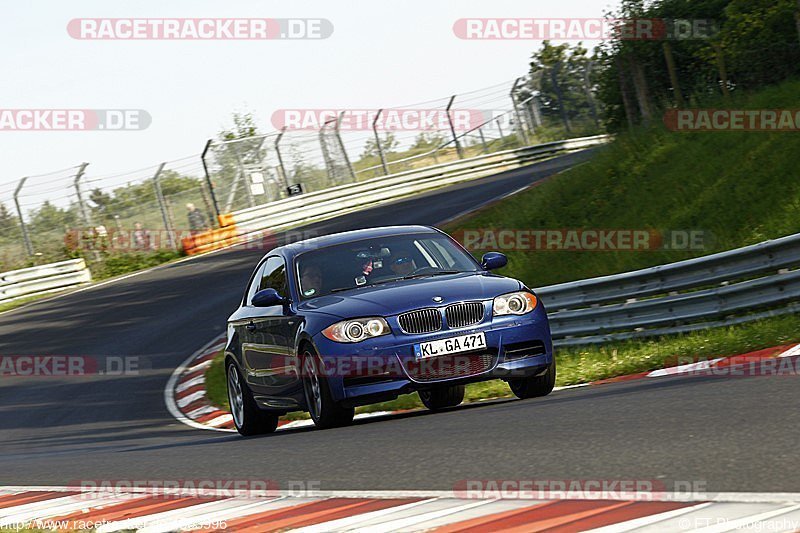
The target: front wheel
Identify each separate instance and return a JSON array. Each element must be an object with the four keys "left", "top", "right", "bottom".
[
  {"left": 508, "top": 359, "right": 556, "bottom": 399},
  {"left": 227, "top": 362, "right": 279, "bottom": 436},
  {"left": 302, "top": 350, "right": 354, "bottom": 429},
  {"left": 418, "top": 384, "right": 465, "bottom": 411}
]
